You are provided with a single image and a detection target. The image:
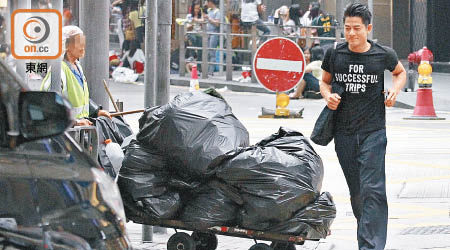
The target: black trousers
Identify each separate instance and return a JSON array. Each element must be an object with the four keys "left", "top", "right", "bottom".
[{"left": 334, "top": 129, "right": 388, "bottom": 250}]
